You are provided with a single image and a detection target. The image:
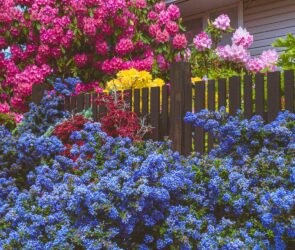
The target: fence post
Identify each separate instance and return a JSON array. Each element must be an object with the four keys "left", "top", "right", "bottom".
[
  {"left": 32, "top": 84, "right": 50, "bottom": 105},
  {"left": 170, "top": 62, "right": 192, "bottom": 155}
]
